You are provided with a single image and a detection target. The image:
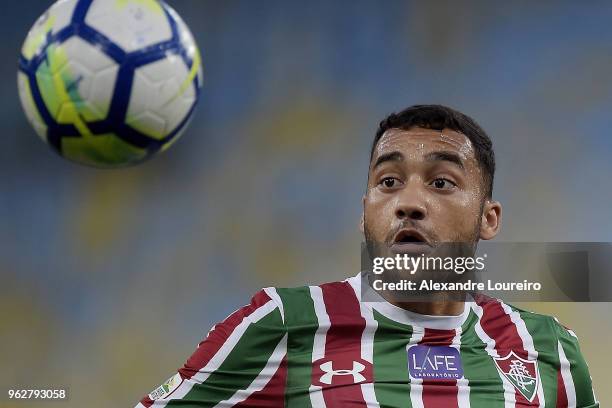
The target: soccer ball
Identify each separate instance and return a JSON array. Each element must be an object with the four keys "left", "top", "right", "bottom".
[{"left": 17, "top": 0, "right": 202, "bottom": 167}]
